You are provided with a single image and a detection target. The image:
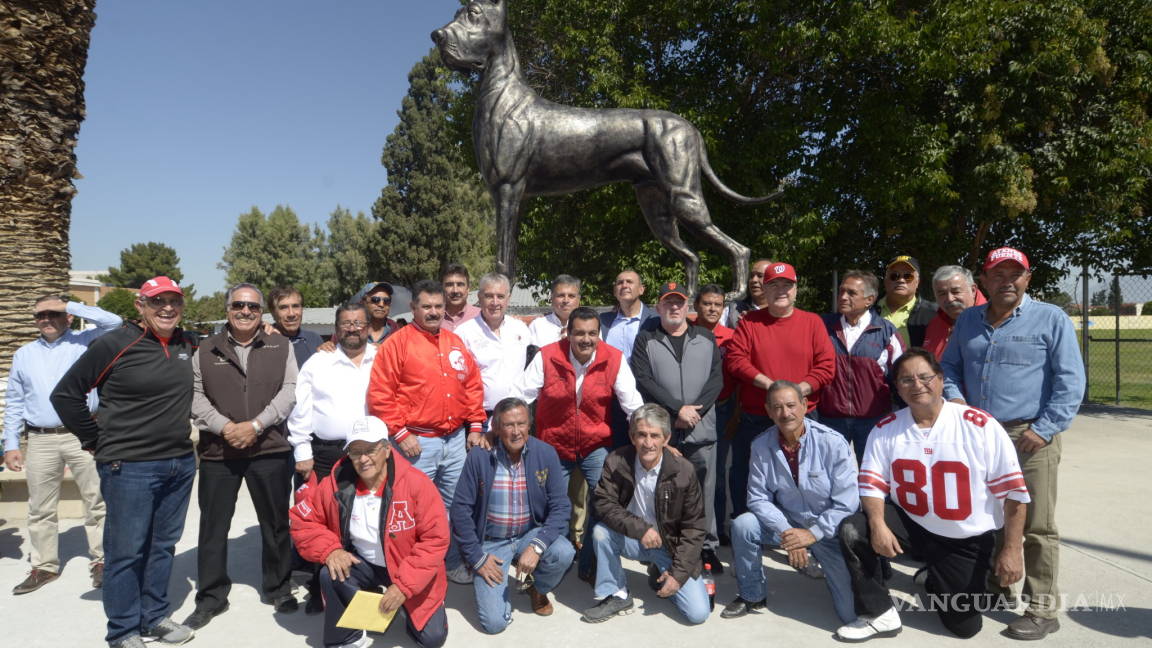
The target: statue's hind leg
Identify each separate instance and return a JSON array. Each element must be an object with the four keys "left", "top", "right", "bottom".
[{"left": 635, "top": 184, "right": 699, "bottom": 296}]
